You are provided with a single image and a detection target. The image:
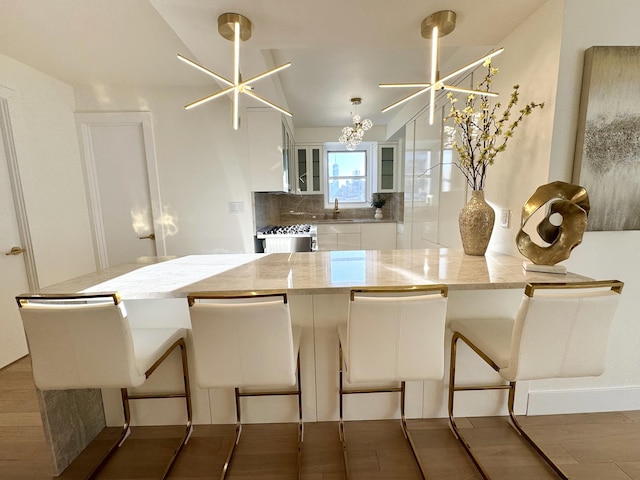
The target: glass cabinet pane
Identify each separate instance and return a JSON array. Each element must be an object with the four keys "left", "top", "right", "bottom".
[
  {"left": 297, "top": 148, "right": 308, "bottom": 192},
  {"left": 312, "top": 148, "right": 321, "bottom": 192},
  {"left": 380, "top": 146, "right": 394, "bottom": 190}
]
